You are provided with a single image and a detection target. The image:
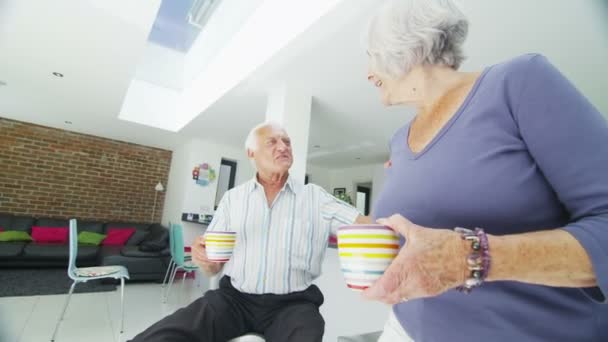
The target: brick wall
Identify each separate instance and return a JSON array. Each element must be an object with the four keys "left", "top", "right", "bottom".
[{"left": 0, "top": 117, "right": 172, "bottom": 223}]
